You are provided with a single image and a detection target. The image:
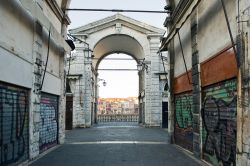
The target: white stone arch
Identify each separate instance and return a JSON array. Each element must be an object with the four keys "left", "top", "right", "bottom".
[
  {"left": 68, "top": 14, "right": 165, "bottom": 127},
  {"left": 89, "top": 31, "right": 149, "bottom": 59},
  {"left": 92, "top": 34, "right": 146, "bottom": 70}
]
